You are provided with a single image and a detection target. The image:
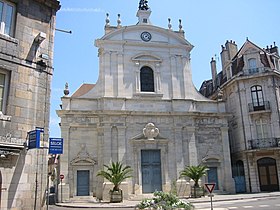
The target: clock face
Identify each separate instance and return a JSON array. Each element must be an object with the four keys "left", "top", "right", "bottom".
[{"left": 141, "top": 31, "right": 152, "bottom": 42}]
